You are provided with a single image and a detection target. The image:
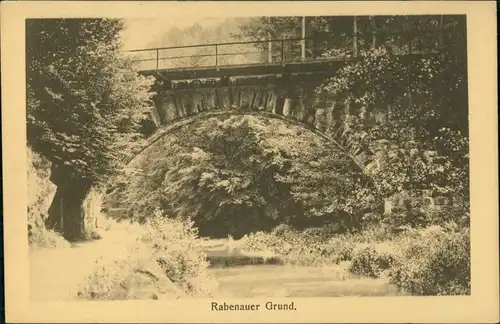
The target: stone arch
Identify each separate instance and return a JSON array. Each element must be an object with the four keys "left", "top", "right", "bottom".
[
  {"left": 90, "top": 110, "right": 375, "bottom": 233},
  {"left": 126, "top": 110, "right": 368, "bottom": 174},
  {"left": 86, "top": 96, "right": 377, "bottom": 233},
  {"left": 149, "top": 77, "right": 377, "bottom": 167}
]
